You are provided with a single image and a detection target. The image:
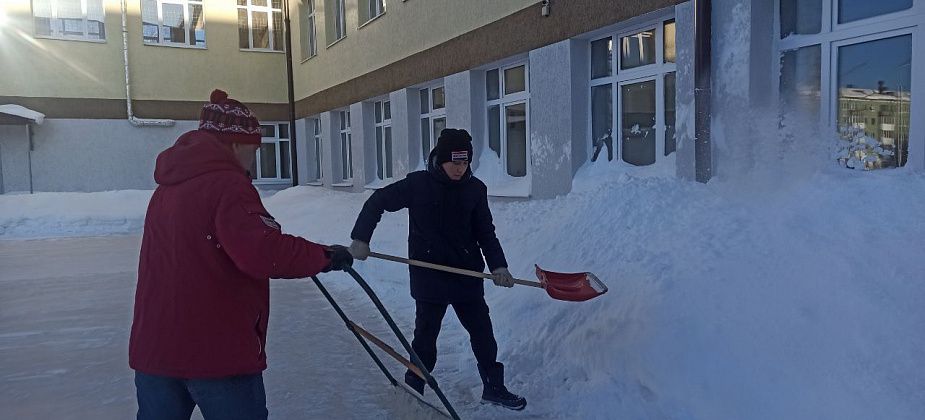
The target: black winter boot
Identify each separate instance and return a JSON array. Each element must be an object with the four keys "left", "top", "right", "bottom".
[
  {"left": 478, "top": 363, "right": 527, "bottom": 410},
  {"left": 404, "top": 370, "right": 426, "bottom": 395}
]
